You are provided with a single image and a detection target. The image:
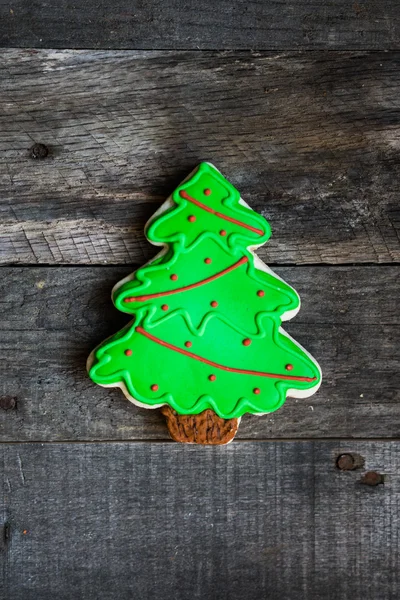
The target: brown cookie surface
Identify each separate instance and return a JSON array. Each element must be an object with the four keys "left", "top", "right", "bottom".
[{"left": 161, "top": 406, "right": 239, "bottom": 445}]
